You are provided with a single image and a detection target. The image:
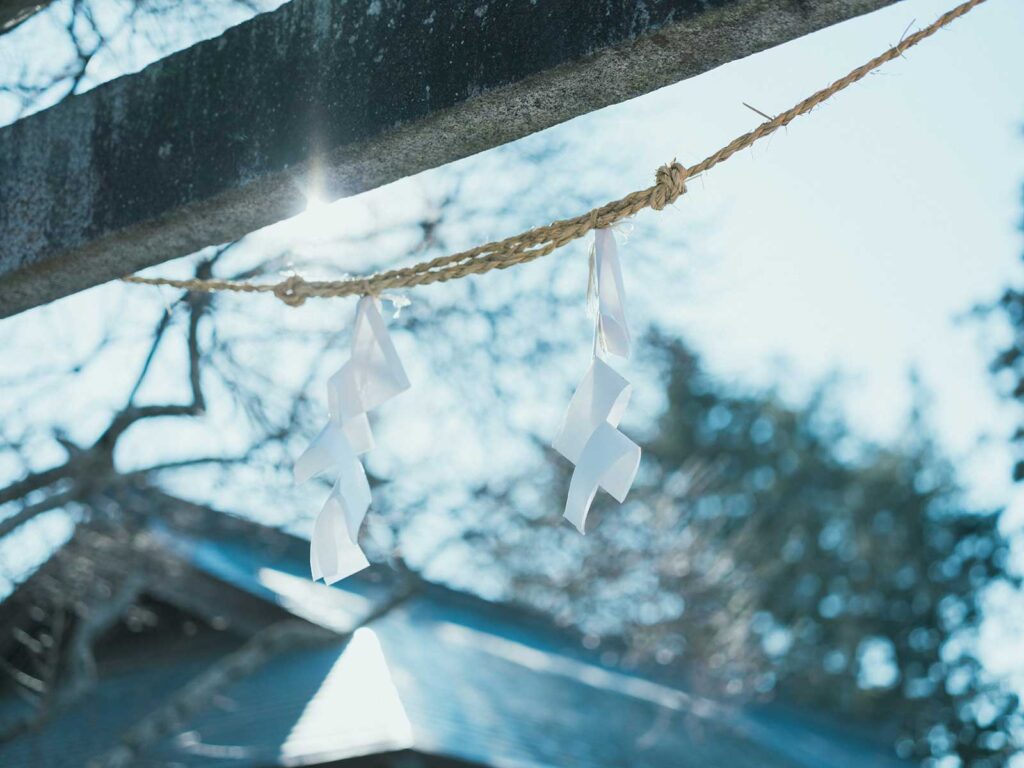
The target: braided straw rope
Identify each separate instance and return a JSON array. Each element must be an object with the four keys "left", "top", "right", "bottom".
[{"left": 123, "top": 0, "right": 988, "bottom": 307}]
